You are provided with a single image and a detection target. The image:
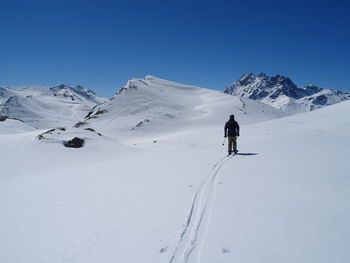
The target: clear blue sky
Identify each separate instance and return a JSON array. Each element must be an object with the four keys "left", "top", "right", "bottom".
[{"left": 1, "top": 0, "right": 349, "bottom": 97}]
